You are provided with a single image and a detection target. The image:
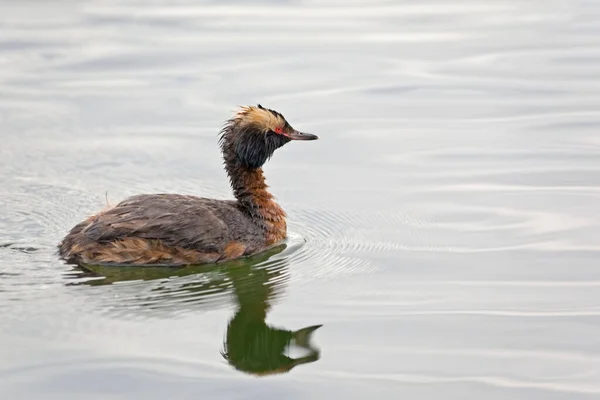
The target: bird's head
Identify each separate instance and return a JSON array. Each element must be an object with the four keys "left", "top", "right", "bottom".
[{"left": 219, "top": 104, "right": 318, "bottom": 169}]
